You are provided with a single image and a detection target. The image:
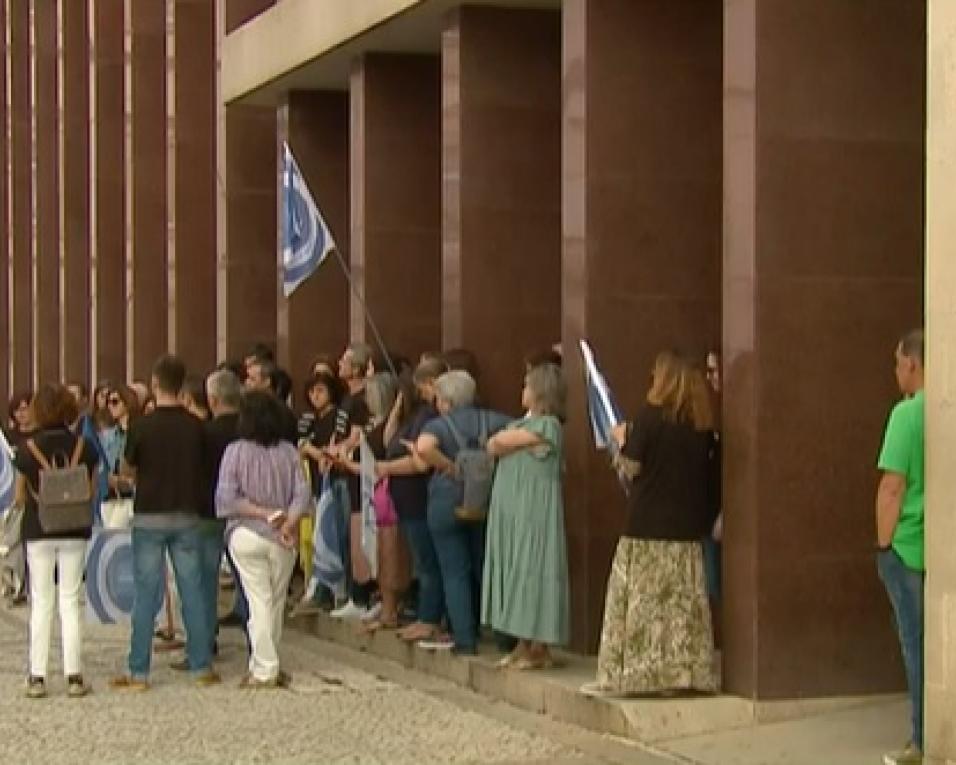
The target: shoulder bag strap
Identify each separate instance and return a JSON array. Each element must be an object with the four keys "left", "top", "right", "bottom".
[
  {"left": 441, "top": 415, "right": 468, "bottom": 453},
  {"left": 25, "top": 438, "right": 52, "bottom": 471}
]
